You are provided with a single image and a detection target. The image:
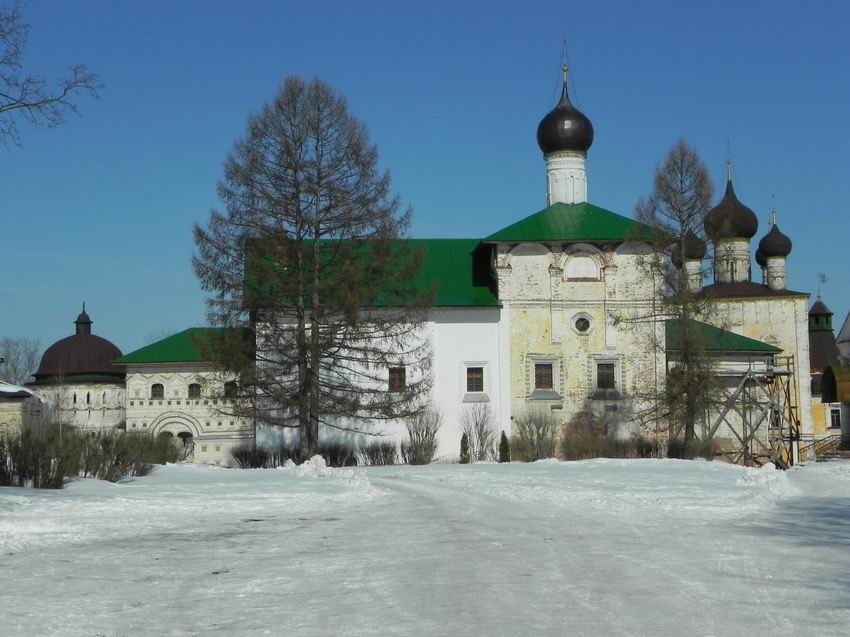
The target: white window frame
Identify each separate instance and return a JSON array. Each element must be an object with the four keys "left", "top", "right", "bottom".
[
  {"left": 528, "top": 354, "right": 561, "bottom": 399},
  {"left": 592, "top": 357, "right": 620, "bottom": 393},
  {"left": 462, "top": 361, "right": 490, "bottom": 403}
]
